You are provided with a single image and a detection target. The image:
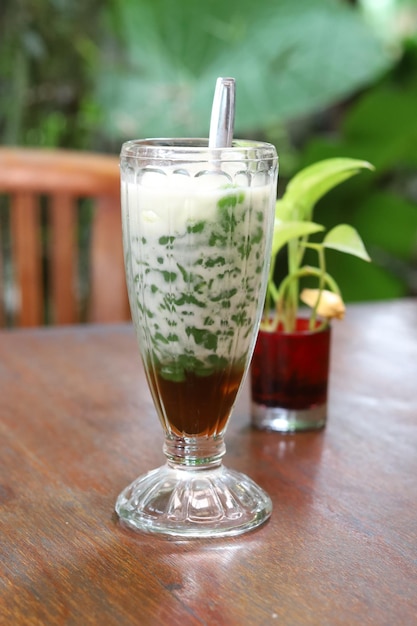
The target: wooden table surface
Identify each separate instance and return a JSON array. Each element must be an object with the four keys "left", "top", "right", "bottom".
[{"left": 1, "top": 299, "right": 416, "bottom": 626}]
